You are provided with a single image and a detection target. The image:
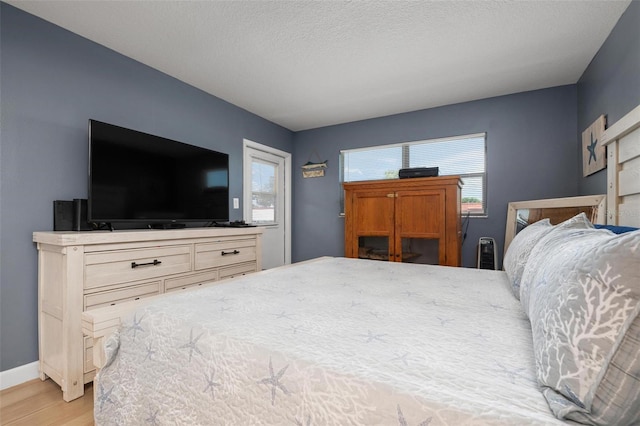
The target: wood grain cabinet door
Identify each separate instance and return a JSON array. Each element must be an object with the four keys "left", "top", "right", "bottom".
[
  {"left": 345, "top": 189, "right": 395, "bottom": 259},
  {"left": 394, "top": 189, "right": 446, "bottom": 264}
]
